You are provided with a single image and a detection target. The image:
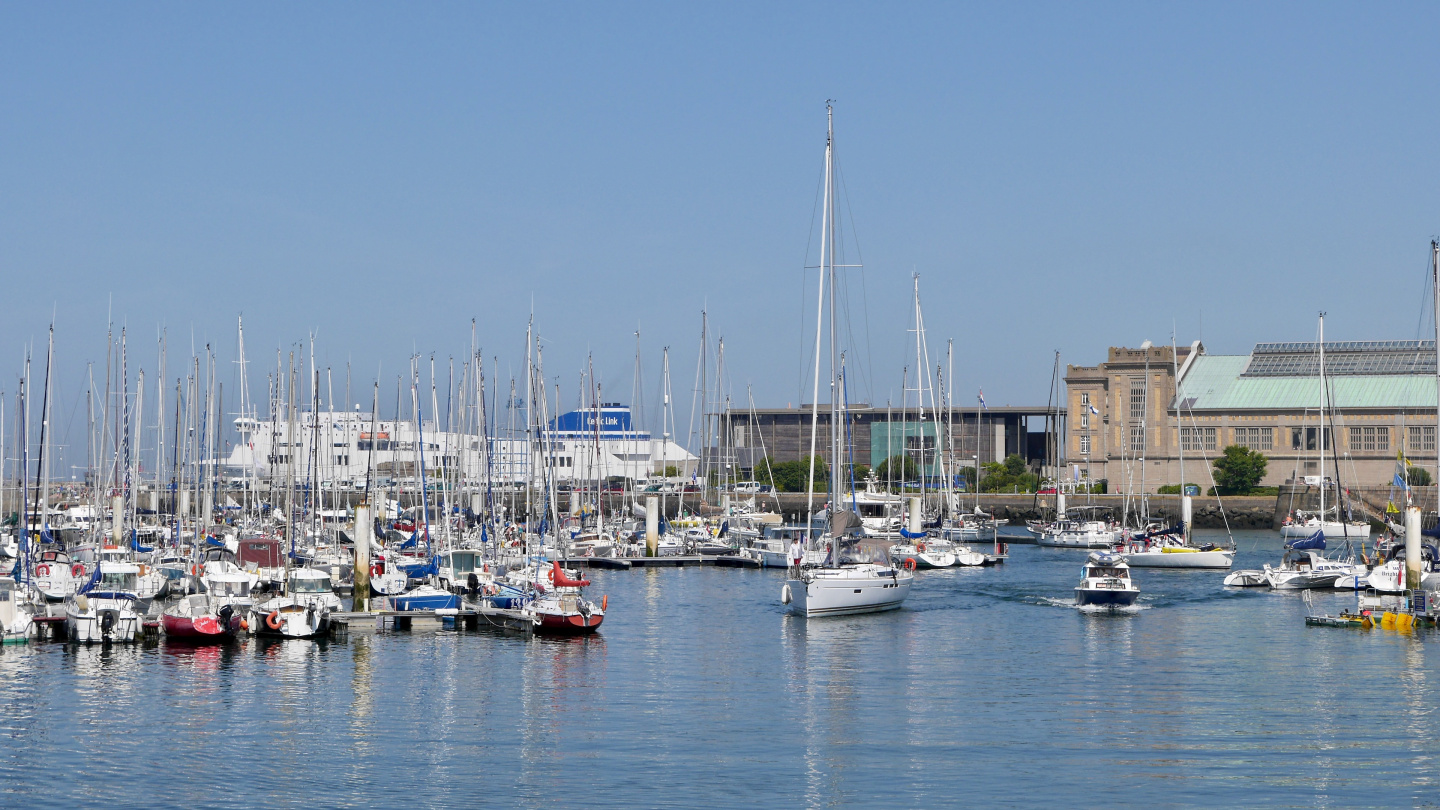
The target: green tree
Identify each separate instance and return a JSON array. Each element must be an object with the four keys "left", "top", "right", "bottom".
[
  {"left": 1406, "top": 466, "right": 1433, "bottom": 488},
  {"left": 875, "top": 454, "right": 920, "bottom": 485},
  {"left": 1212, "top": 445, "right": 1267, "bottom": 495},
  {"left": 662, "top": 465, "right": 680, "bottom": 478},
  {"left": 757, "top": 456, "right": 829, "bottom": 492},
  {"left": 978, "top": 454, "right": 1041, "bottom": 493}
]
